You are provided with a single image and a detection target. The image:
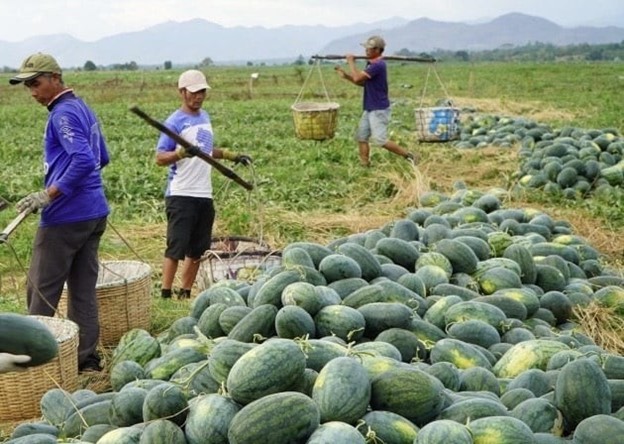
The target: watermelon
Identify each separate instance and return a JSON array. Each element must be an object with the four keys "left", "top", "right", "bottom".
[
  {"left": 312, "top": 356, "right": 370, "bottom": 424},
  {"left": 139, "top": 419, "right": 186, "bottom": 444},
  {"left": 142, "top": 381, "right": 188, "bottom": 426},
  {"left": 184, "top": 393, "right": 240, "bottom": 444},
  {"left": 0, "top": 314, "right": 58, "bottom": 366},
  {"left": 314, "top": 305, "right": 366, "bottom": 343},
  {"left": 359, "top": 410, "right": 419, "bottom": 443},
  {"left": 226, "top": 338, "right": 306, "bottom": 404},
  {"left": 438, "top": 397, "right": 508, "bottom": 423},
  {"left": 415, "top": 419, "right": 472, "bottom": 443},
  {"left": 337, "top": 242, "right": 383, "bottom": 281},
  {"left": 573, "top": 414, "right": 624, "bottom": 444},
  {"left": 510, "top": 398, "right": 564, "bottom": 434},
  {"left": 111, "top": 328, "right": 161, "bottom": 367},
  {"left": 494, "top": 340, "right": 570, "bottom": 378},
  {"left": 307, "top": 421, "right": 366, "bottom": 444},
  {"left": 227, "top": 392, "right": 320, "bottom": 444},
  {"left": 468, "top": 416, "right": 536, "bottom": 443},
  {"left": 370, "top": 367, "right": 446, "bottom": 426},
  {"left": 554, "top": 358, "right": 612, "bottom": 432}
]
